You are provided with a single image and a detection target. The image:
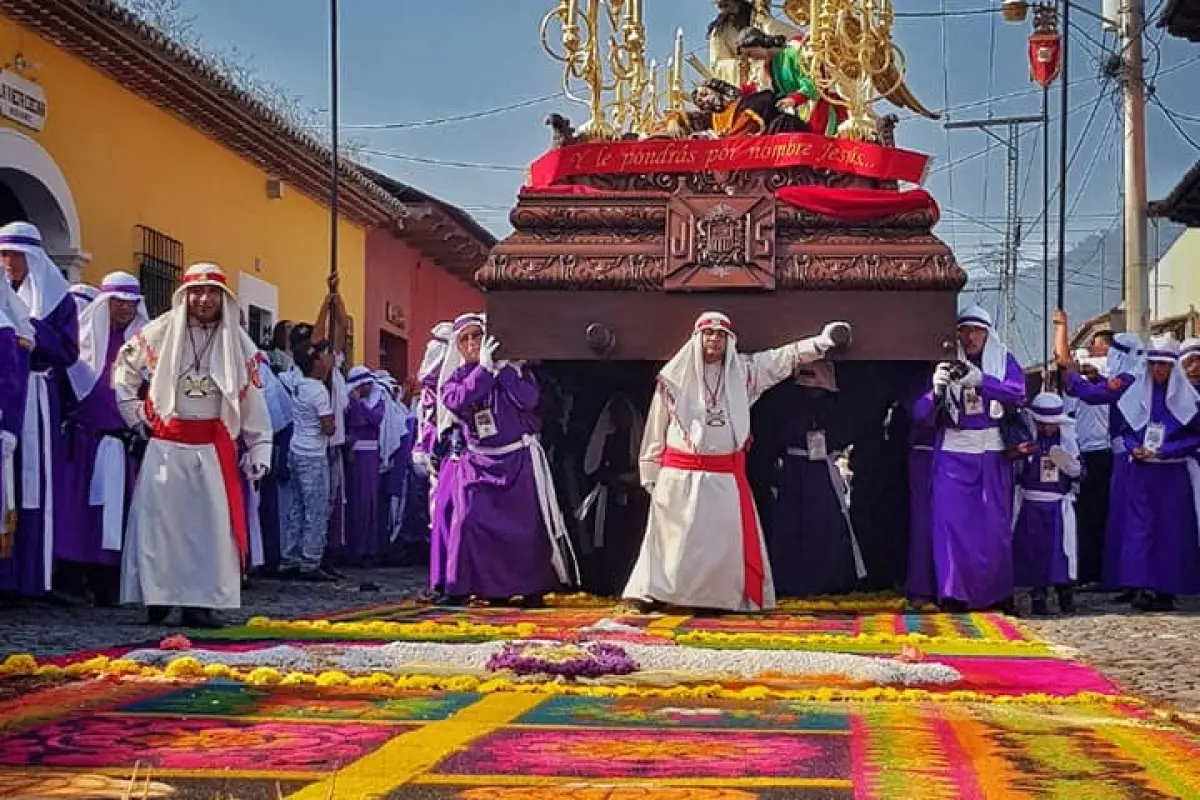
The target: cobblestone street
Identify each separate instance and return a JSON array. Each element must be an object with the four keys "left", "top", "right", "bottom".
[{"left": 2, "top": 571, "right": 1198, "bottom": 716}]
